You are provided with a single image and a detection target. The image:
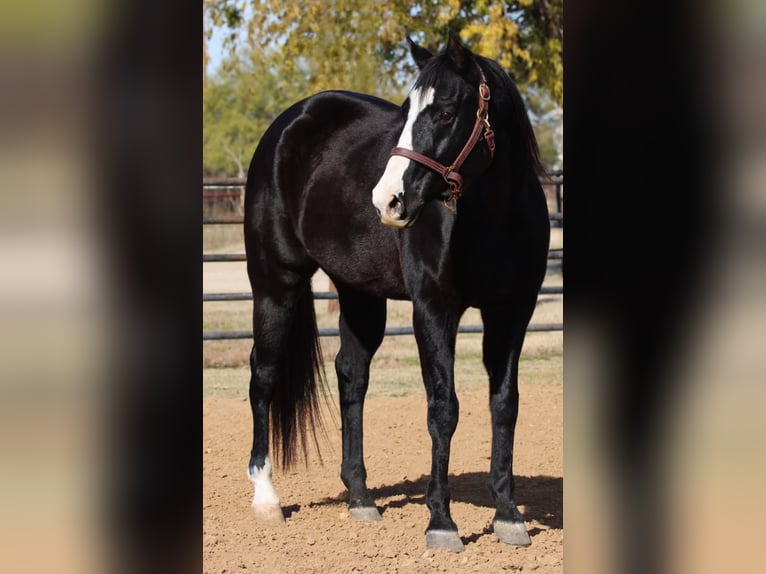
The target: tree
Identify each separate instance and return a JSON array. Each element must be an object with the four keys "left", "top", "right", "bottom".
[
  {"left": 524, "top": 86, "right": 563, "bottom": 169},
  {"left": 203, "top": 1, "right": 564, "bottom": 174},
  {"left": 204, "top": 0, "right": 562, "bottom": 104},
  {"left": 203, "top": 51, "right": 311, "bottom": 177}
]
